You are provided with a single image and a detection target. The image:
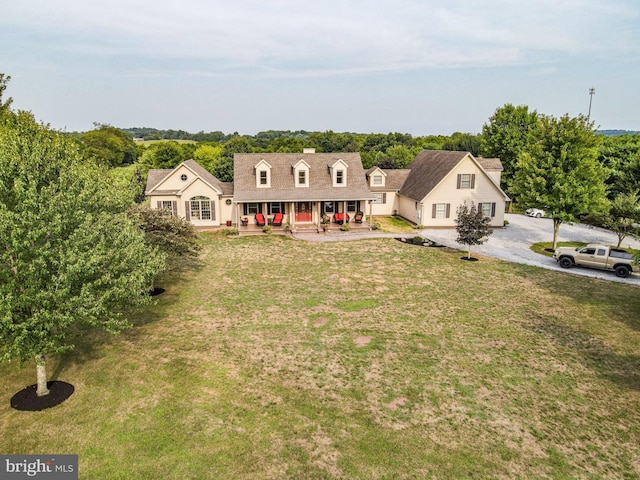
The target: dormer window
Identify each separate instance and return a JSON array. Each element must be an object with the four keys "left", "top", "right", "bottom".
[
  {"left": 368, "top": 168, "right": 386, "bottom": 187},
  {"left": 255, "top": 159, "right": 272, "bottom": 188},
  {"left": 330, "top": 159, "right": 348, "bottom": 187},
  {"left": 293, "top": 159, "right": 310, "bottom": 188}
]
